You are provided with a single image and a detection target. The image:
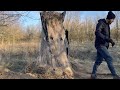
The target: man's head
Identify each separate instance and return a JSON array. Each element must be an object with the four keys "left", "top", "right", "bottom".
[{"left": 106, "top": 11, "right": 116, "bottom": 24}]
